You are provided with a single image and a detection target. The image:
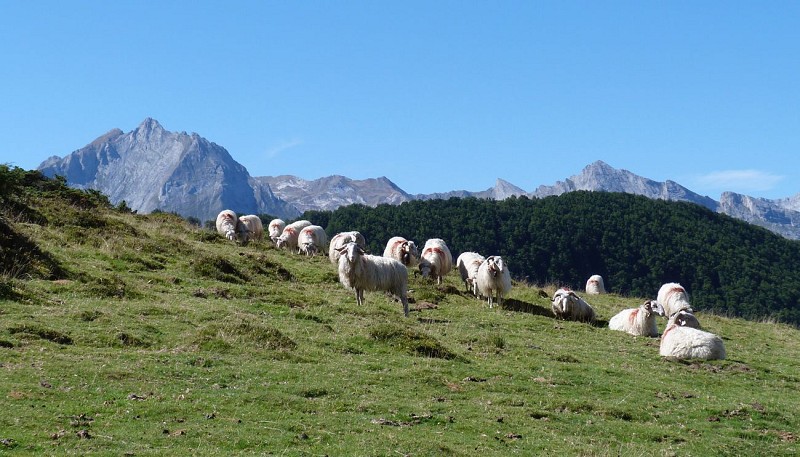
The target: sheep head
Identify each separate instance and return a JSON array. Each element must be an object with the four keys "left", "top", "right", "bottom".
[
  {"left": 644, "top": 300, "right": 665, "bottom": 316},
  {"left": 339, "top": 242, "right": 364, "bottom": 263}
]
